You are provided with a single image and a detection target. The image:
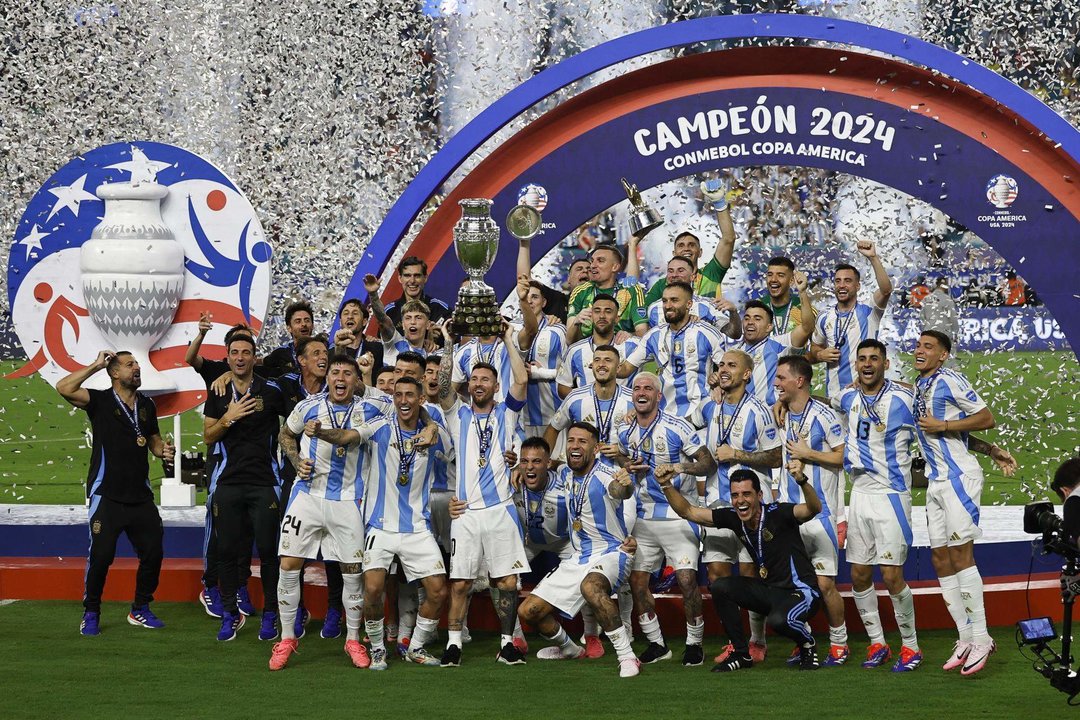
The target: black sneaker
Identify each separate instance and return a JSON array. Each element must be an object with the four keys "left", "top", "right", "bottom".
[
  {"left": 712, "top": 653, "right": 754, "bottom": 672},
  {"left": 440, "top": 644, "right": 462, "bottom": 667},
  {"left": 682, "top": 644, "right": 704, "bottom": 667},
  {"left": 497, "top": 642, "right": 527, "bottom": 665},
  {"left": 798, "top": 643, "right": 820, "bottom": 671},
  {"left": 640, "top": 642, "right": 673, "bottom": 664}
]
